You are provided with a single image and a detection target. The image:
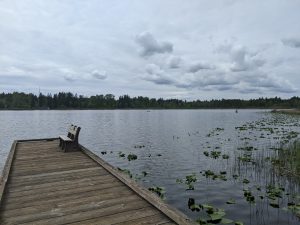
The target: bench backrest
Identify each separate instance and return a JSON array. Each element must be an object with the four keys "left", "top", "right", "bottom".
[{"left": 67, "top": 124, "right": 81, "bottom": 143}]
